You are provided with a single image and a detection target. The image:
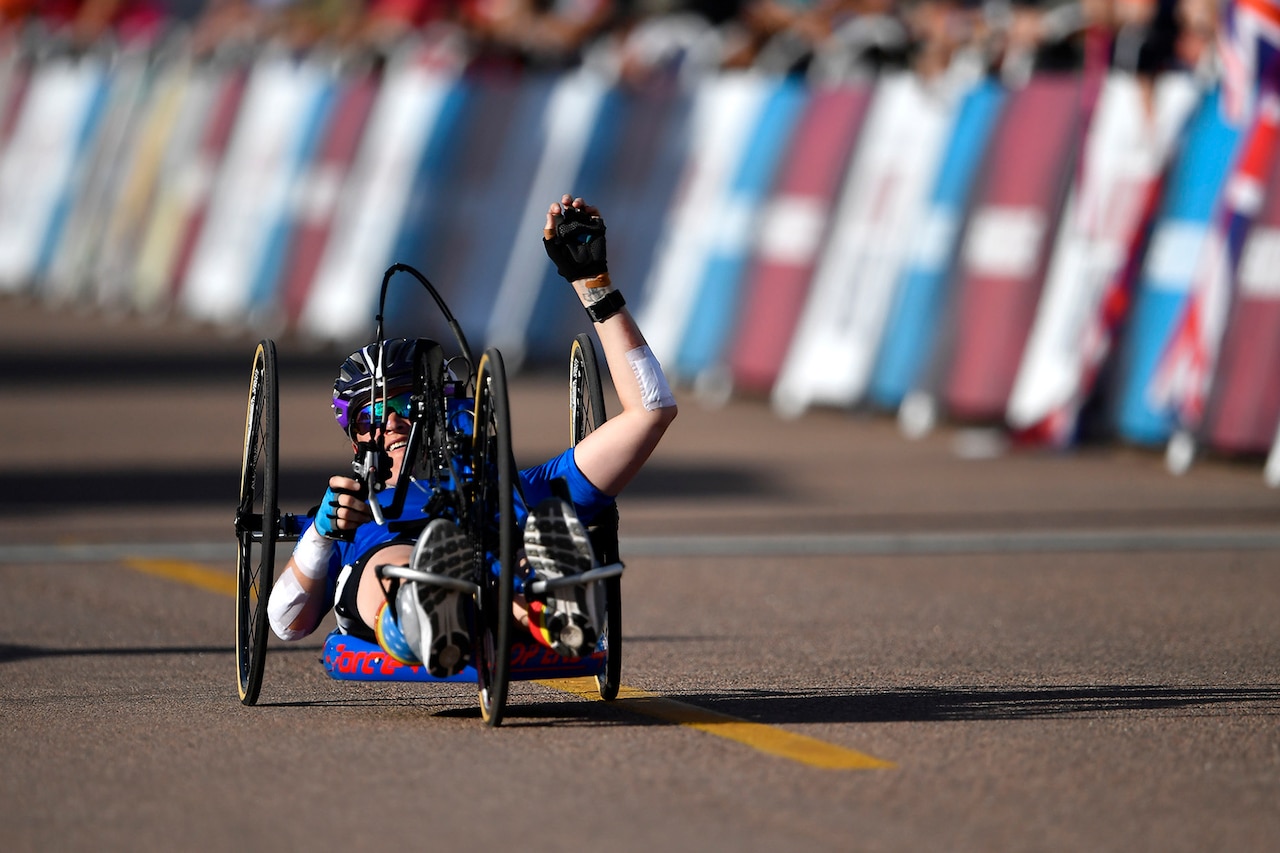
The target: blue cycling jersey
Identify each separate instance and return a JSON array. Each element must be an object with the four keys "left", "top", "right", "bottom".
[{"left": 303, "top": 446, "right": 614, "bottom": 582}]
